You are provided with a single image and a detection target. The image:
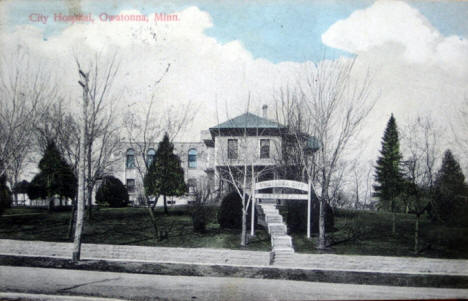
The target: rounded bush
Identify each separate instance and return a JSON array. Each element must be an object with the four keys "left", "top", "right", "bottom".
[
  {"left": 218, "top": 191, "right": 256, "bottom": 229},
  {"left": 96, "top": 176, "right": 129, "bottom": 208},
  {"left": 287, "top": 195, "right": 334, "bottom": 234}
]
